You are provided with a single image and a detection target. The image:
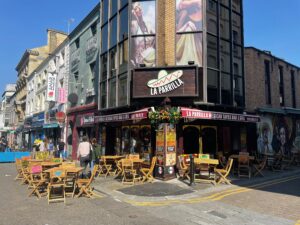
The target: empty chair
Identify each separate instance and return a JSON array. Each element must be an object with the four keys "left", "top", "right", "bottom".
[
  {"left": 215, "top": 158, "right": 233, "bottom": 185},
  {"left": 238, "top": 154, "right": 251, "bottom": 179},
  {"left": 47, "top": 168, "right": 66, "bottom": 204},
  {"left": 140, "top": 156, "right": 157, "bottom": 183},
  {"left": 253, "top": 157, "right": 267, "bottom": 177},
  {"left": 121, "top": 159, "right": 141, "bottom": 185},
  {"left": 177, "top": 156, "right": 190, "bottom": 181}
]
